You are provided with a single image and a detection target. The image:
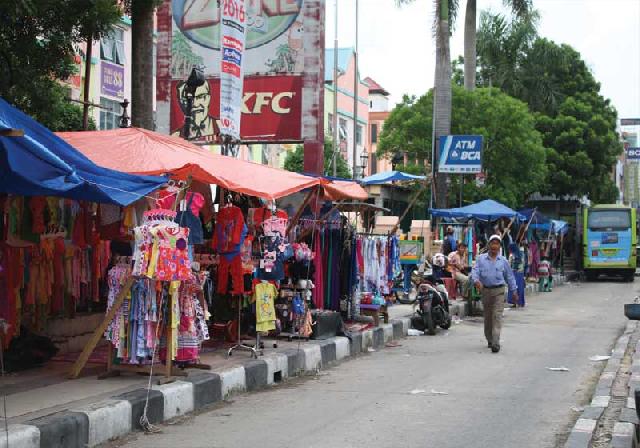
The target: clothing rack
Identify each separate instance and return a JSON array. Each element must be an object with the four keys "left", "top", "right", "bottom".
[{"left": 69, "top": 277, "right": 185, "bottom": 383}]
